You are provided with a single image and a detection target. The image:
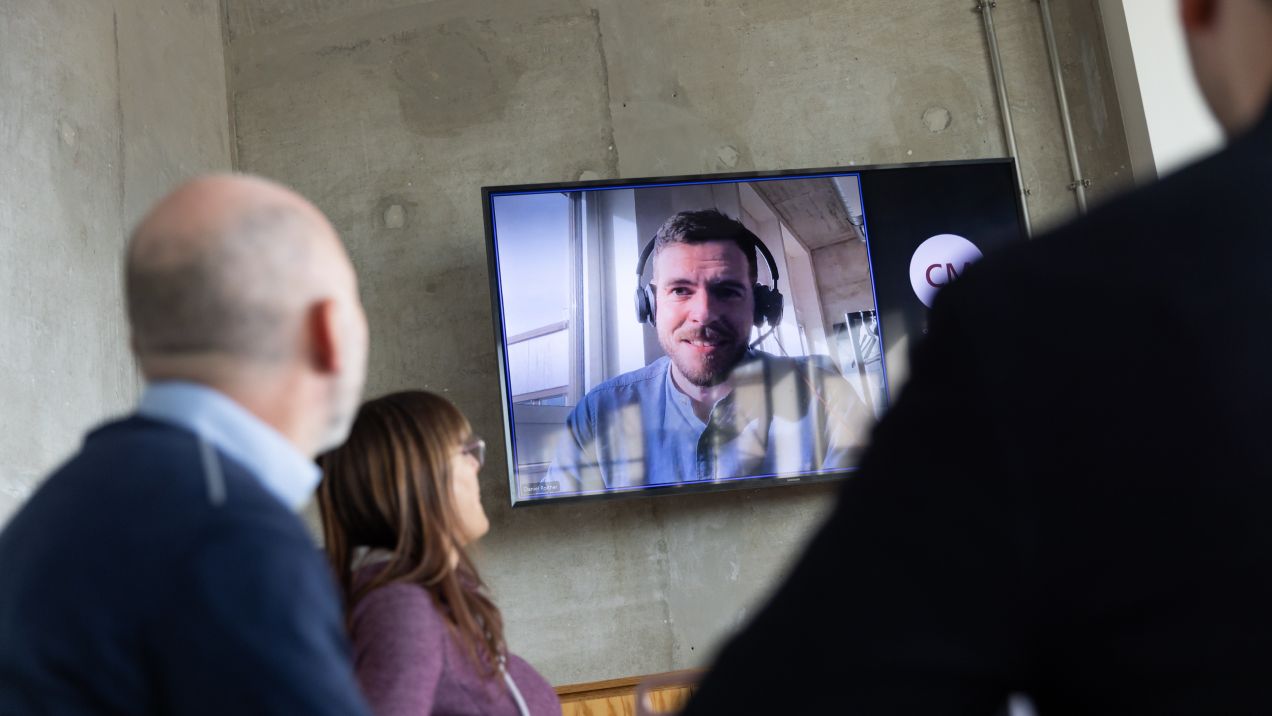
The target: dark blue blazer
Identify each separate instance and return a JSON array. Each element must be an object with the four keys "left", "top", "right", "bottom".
[
  {"left": 0, "top": 416, "right": 372, "bottom": 715},
  {"left": 686, "top": 106, "right": 1272, "bottom": 714}
]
